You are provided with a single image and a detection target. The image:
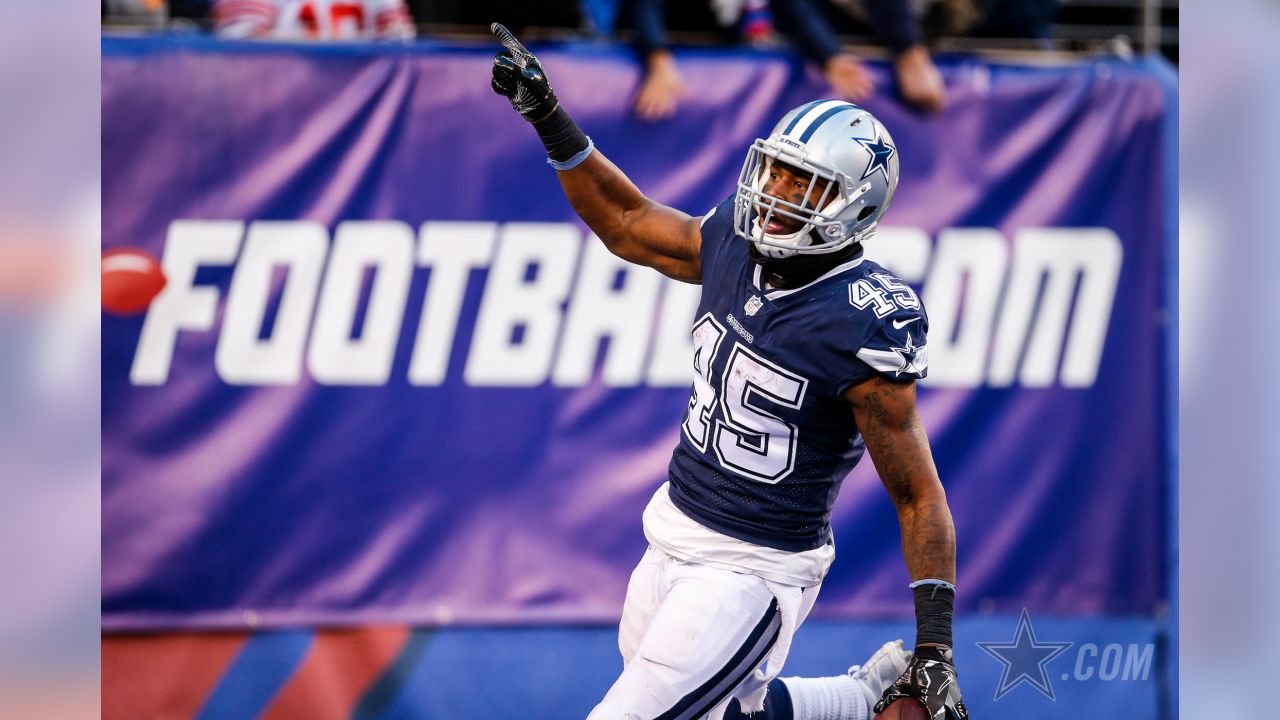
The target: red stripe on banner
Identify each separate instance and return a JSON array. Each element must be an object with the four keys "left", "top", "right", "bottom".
[
  {"left": 103, "top": 632, "right": 248, "bottom": 720},
  {"left": 258, "top": 626, "right": 413, "bottom": 720}
]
